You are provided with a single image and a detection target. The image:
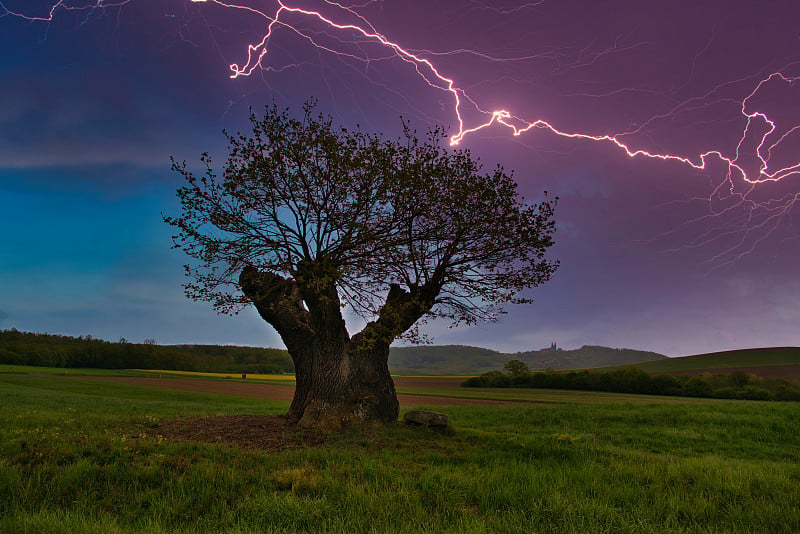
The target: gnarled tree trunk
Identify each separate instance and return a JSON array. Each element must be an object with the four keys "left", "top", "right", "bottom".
[
  {"left": 294, "top": 340, "right": 398, "bottom": 431},
  {"left": 240, "top": 267, "right": 420, "bottom": 431}
]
